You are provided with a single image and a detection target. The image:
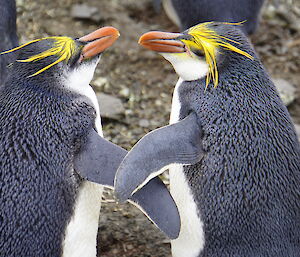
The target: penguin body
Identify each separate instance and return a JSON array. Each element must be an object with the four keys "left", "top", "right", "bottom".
[
  {"left": 115, "top": 22, "right": 300, "bottom": 257},
  {"left": 0, "top": 34, "right": 107, "bottom": 256},
  {"left": 161, "top": 0, "right": 264, "bottom": 34},
  {"left": 0, "top": 62, "right": 96, "bottom": 257},
  {"left": 0, "top": 28, "right": 180, "bottom": 256},
  {"left": 170, "top": 69, "right": 300, "bottom": 257},
  {"left": 0, "top": 0, "right": 18, "bottom": 84}
]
